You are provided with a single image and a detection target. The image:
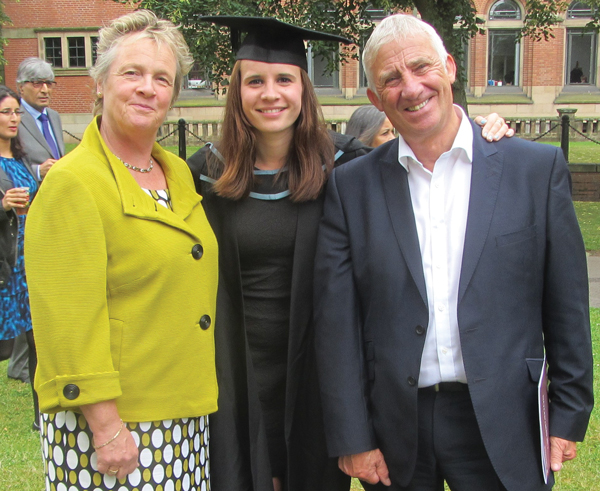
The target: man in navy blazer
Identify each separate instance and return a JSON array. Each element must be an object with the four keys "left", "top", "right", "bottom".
[{"left": 314, "top": 14, "right": 593, "bottom": 491}]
